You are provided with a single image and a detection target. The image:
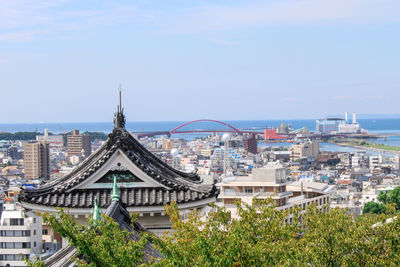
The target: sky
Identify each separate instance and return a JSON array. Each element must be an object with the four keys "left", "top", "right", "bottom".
[{"left": 1, "top": 0, "right": 400, "bottom": 123}]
